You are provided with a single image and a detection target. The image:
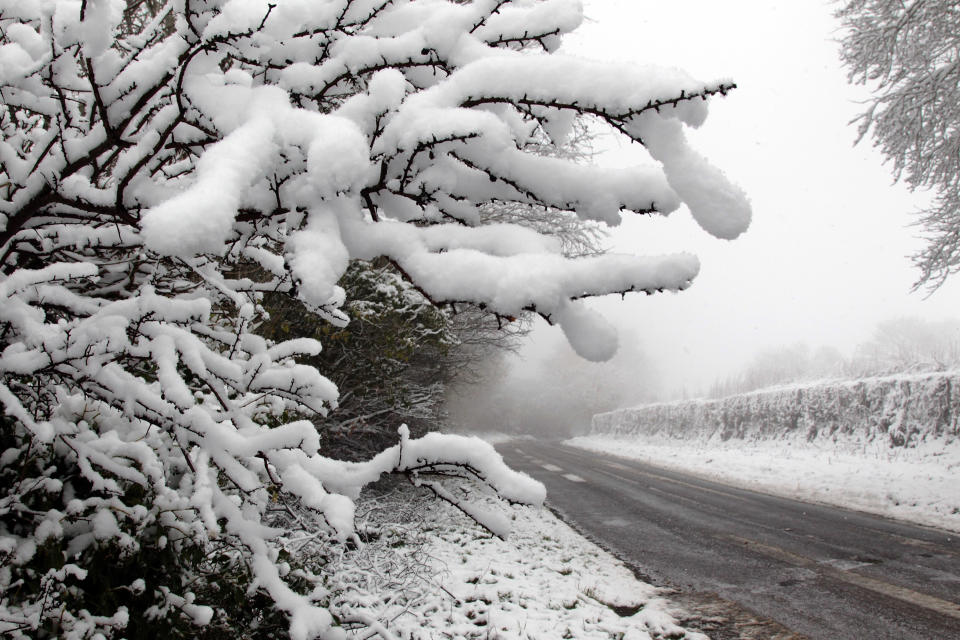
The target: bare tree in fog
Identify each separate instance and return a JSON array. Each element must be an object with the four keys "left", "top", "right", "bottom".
[
  {"left": 835, "top": 0, "right": 960, "bottom": 289},
  {"left": 849, "top": 317, "right": 960, "bottom": 375},
  {"left": 709, "top": 317, "right": 960, "bottom": 397}
]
